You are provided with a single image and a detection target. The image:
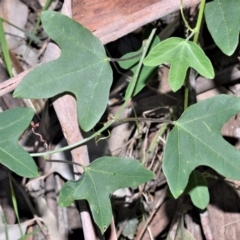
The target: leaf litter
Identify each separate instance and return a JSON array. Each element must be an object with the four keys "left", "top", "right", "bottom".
[{"left": 1, "top": 1, "right": 240, "bottom": 239}]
